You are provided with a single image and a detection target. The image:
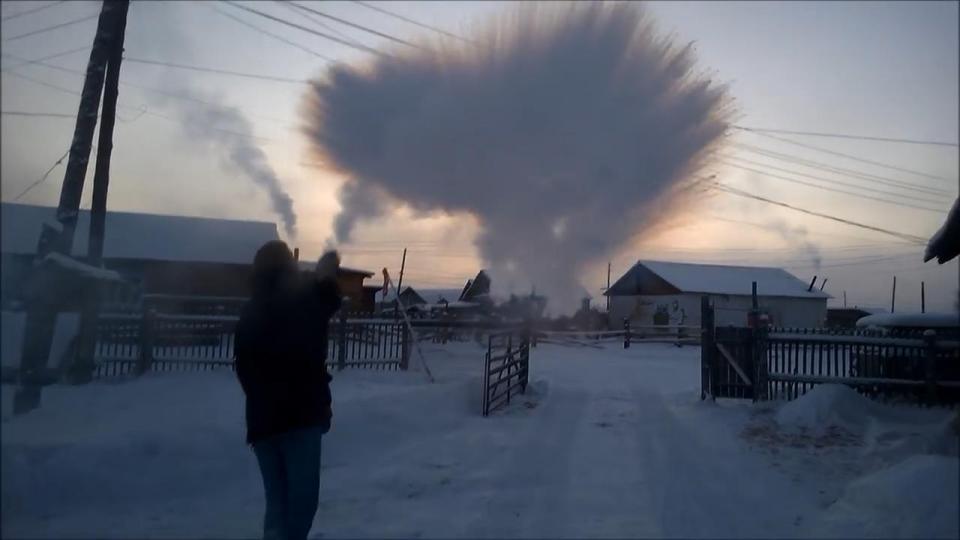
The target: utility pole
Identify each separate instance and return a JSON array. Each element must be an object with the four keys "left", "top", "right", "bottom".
[
  {"left": 606, "top": 262, "right": 611, "bottom": 312},
  {"left": 891, "top": 276, "right": 897, "bottom": 313},
  {"left": 70, "top": 0, "right": 131, "bottom": 383},
  {"left": 394, "top": 248, "right": 406, "bottom": 319},
  {"left": 921, "top": 281, "right": 926, "bottom": 314},
  {"left": 843, "top": 290, "right": 847, "bottom": 308},
  {"left": 14, "top": 0, "right": 131, "bottom": 413}
]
